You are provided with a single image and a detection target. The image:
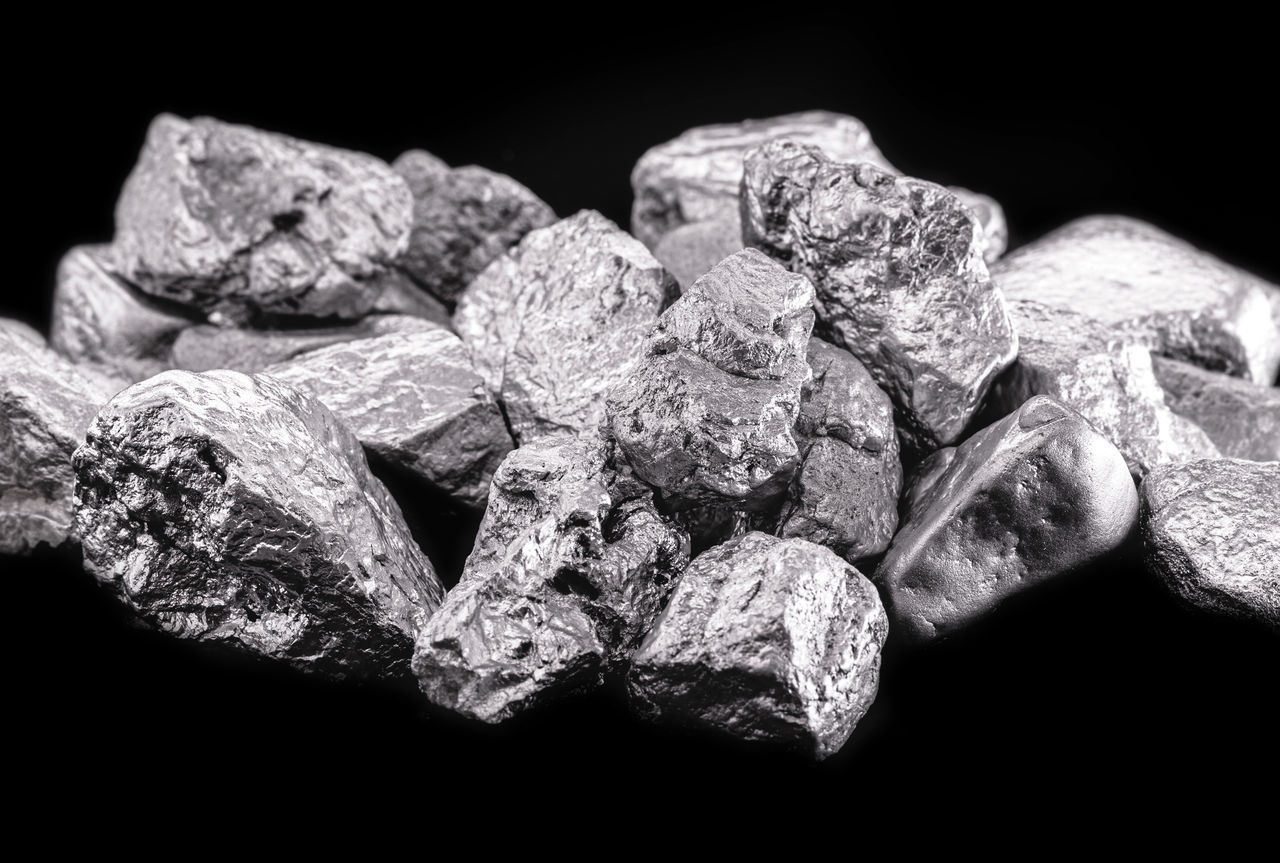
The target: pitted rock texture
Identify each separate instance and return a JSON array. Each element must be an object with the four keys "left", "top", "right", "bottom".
[
  {"left": 1152, "top": 357, "right": 1280, "bottom": 462},
  {"left": 112, "top": 114, "right": 412, "bottom": 324},
  {"left": 607, "top": 248, "right": 815, "bottom": 511},
  {"left": 628, "top": 531, "right": 887, "bottom": 760},
  {"left": 652, "top": 218, "right": 745, "bottom": 293},
  {"left": 412, "top": 433, "right": 689, "bottom": 723},
  {"left": 392, "top": 150, "right": 556, "bottom": 304},
  {"left": 264, "top": 328, "right": 512, "bottom": 510},
  {"left": 1141, "top": 459, "right": 1278, "bottom": 632},
  {"left": 742, "top": 139, "right": 1017, "bottom": 450},
  {"left": 991, "top": 216, "right": 1280, "bottom": 384},
  {"left": 985, "top": 299, "right": 1220, "bottom": 478},
  {"left": 454, "top": 210, "right": 677, "bottom": 443},
  {"left": 876, "top": 396, "right": 1138, "bottom": 644},
  {"left": 72, "top": 370, "right": 444, "bottom": 680}
]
